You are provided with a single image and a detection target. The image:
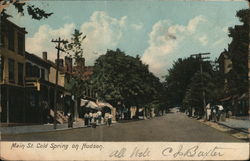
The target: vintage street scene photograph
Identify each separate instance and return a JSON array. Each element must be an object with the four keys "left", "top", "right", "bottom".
[{"left": 0, "top": 0, "right": 249, "bottom": 143}]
